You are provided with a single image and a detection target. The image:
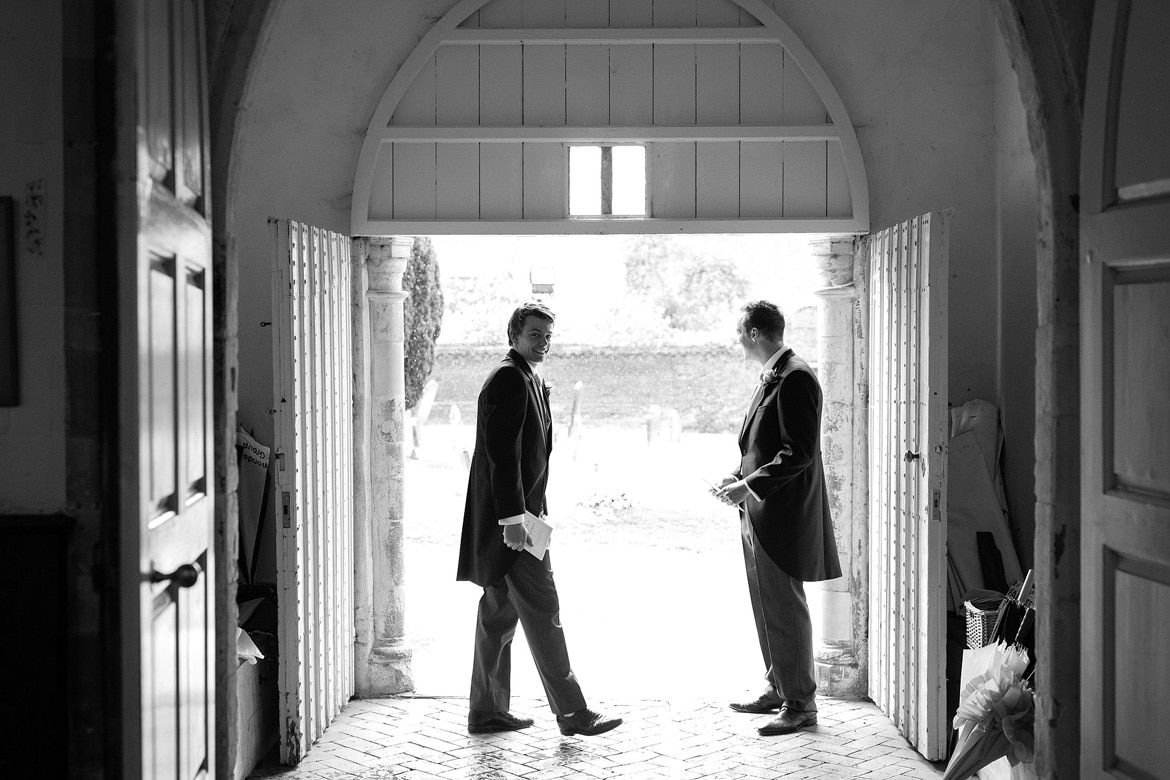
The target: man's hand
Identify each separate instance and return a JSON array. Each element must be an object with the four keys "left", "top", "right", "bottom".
[
  {"left": 503, "top": 522, "right": 529, "bottom": 551},
  {"left": 714, "top": 479, "right": 751, "bottom": 506}
]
